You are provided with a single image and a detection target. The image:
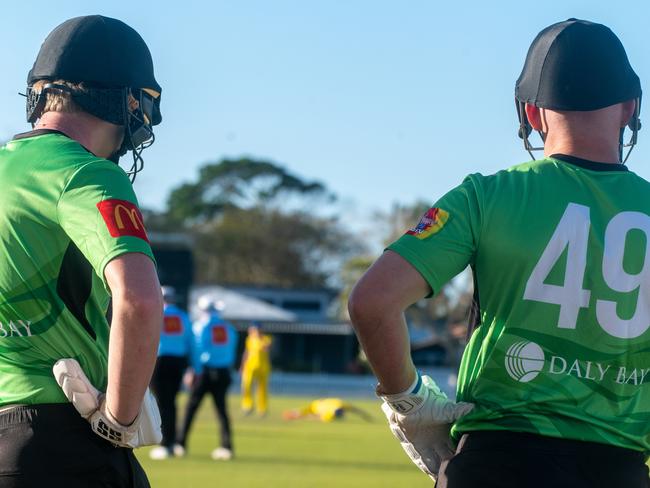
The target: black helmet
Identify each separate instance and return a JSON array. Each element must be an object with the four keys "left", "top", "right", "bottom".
[
  {"left": 26, "top": 15, "right": 162, "bottom": 179},
  {"left": 515, "top": 19, "right": 641, "bottom": 161}
]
